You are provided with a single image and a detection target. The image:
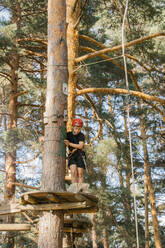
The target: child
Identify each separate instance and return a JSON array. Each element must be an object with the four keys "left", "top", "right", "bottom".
[{"left": 64, "top": 118, "right": 85, "bottom": 183}]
